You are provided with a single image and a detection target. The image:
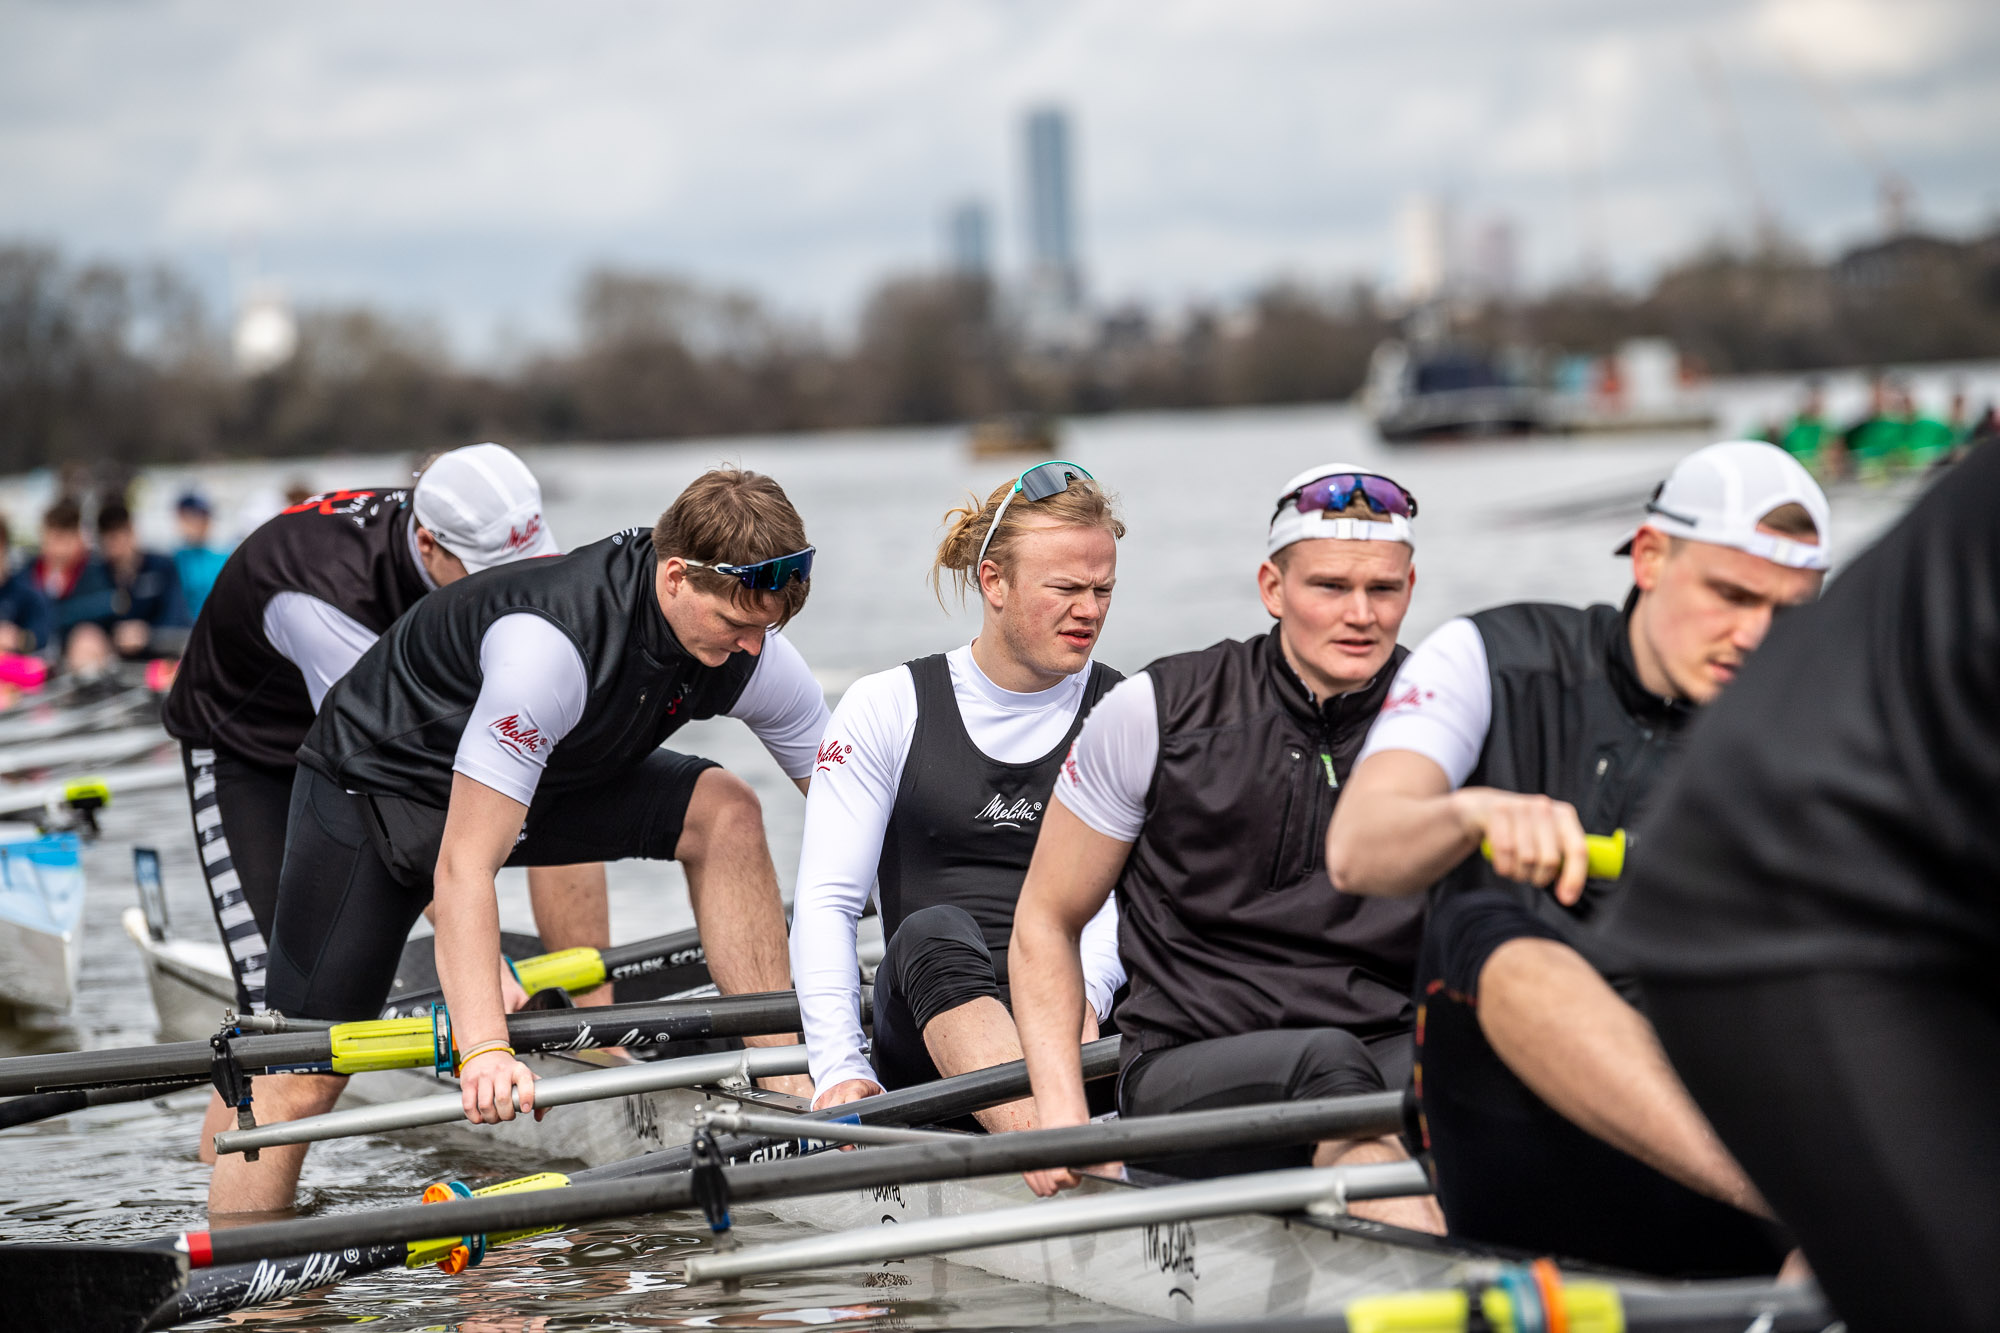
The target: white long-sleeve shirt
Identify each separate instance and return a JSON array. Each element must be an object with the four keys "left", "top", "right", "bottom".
[{"left": 790, "top": 644, "right": 1126, "bottom": 1097}]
